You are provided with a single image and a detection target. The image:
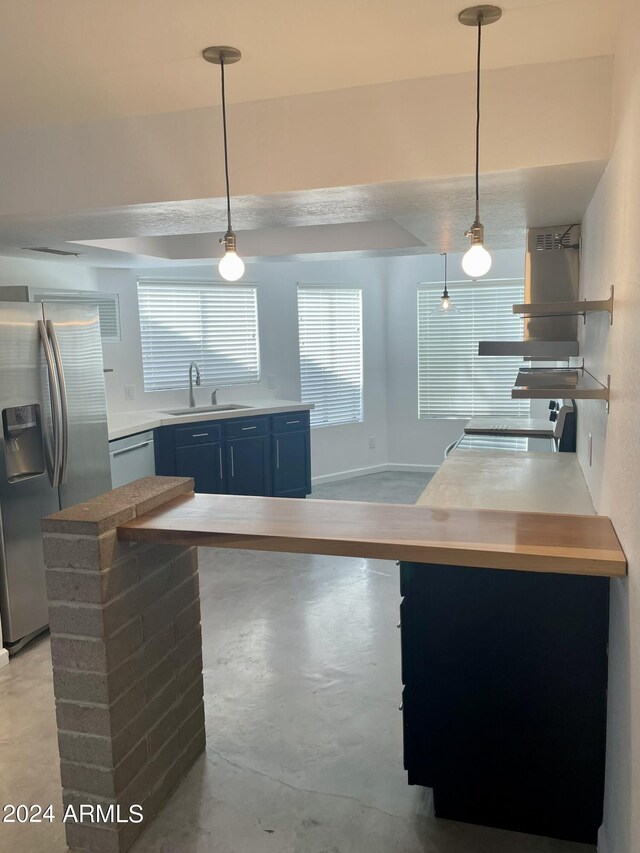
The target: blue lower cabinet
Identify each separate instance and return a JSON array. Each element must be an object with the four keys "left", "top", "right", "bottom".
[
  {"left": 156, "top": 410, "right": 311, "bottom": 498},
  {"left": 398, "top": 560, "right": 609, "bottom": 844},
  {"left": 272, "top": 429, "right": 311, "bottom": 497},
  {"left": 226, "top": 435, "right": 271, "bottom": 496},
  {"left": 175, "top": 442, "right": 224, "bottom": 494}
]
